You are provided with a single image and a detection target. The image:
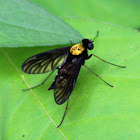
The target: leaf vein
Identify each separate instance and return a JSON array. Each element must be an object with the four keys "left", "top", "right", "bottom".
[{"left": 1, "top": 48, "right": 68, "bottom": 140}]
